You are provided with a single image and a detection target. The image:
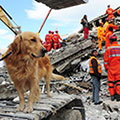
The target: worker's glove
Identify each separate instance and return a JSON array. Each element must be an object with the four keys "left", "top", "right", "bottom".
[{"left": 98, "top": 37, "right": 101, "bottom": 40}]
